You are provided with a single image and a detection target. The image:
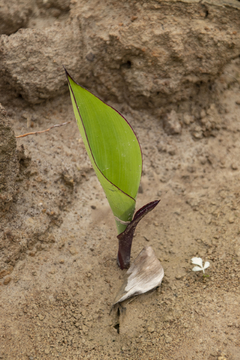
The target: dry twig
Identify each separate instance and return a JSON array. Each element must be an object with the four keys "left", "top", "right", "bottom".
[{"left": 15, "top": 121, "right": 71, "bottom": 138}]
